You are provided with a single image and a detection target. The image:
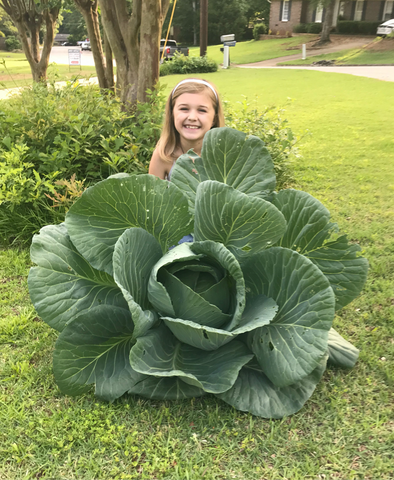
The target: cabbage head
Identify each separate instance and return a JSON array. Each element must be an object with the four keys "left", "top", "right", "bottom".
[{"left": 28, "top": 127, "right": 368, "bottom": 418}]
